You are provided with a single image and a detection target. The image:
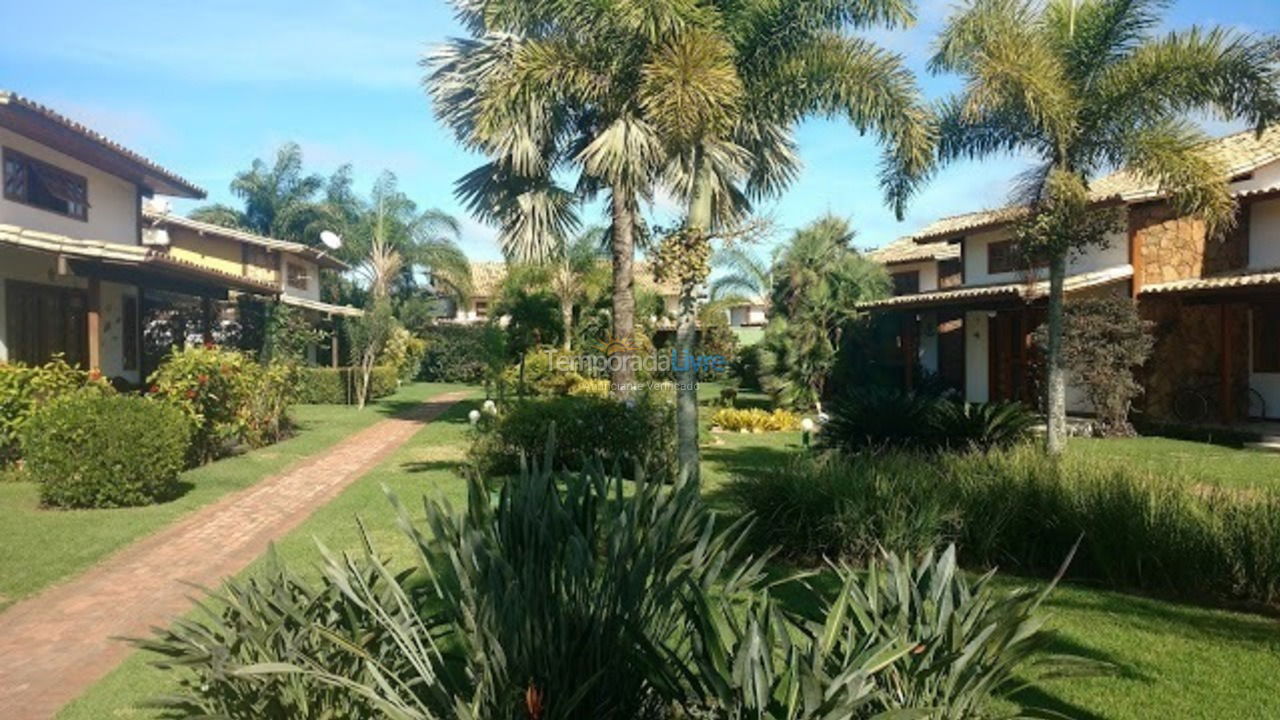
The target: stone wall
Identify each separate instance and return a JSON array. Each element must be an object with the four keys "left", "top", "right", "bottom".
[
  {"left": 1133, "top": 201, "right": 1249, "bottom": 286},
  {"left": 1137, "top": 297, "right": 1250, "bottom": 421}
]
